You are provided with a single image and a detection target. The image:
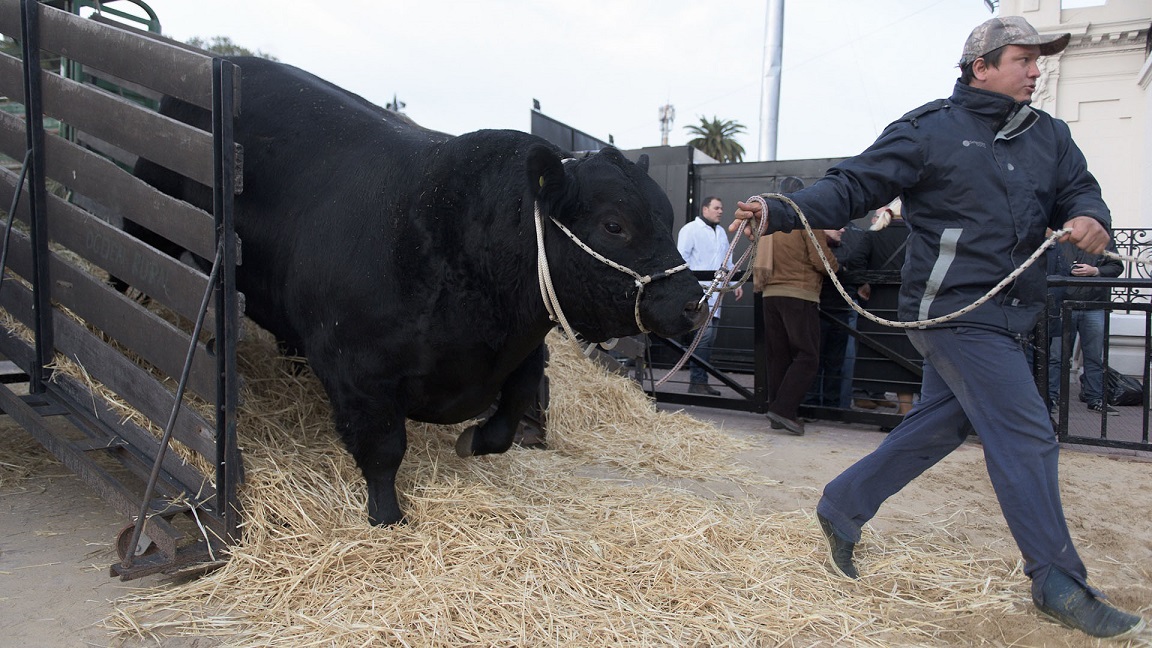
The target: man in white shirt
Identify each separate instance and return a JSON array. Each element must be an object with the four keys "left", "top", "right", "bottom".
[{"left": 676, "top": 196, "right": 743, "bottom": 395}]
